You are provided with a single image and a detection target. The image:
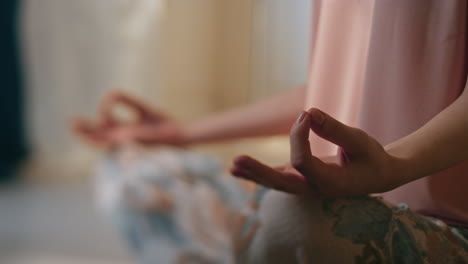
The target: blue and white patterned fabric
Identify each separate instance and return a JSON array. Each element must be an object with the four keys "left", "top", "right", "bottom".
[{"left": 96, "top": 149, "right": 253, "bottom": 263}]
